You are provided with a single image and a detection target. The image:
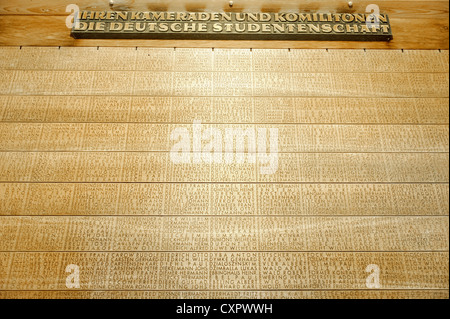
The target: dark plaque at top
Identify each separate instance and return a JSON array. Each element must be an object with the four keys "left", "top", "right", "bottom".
[{"left": 71, "top": 11, "right": 393, "bottom": 41}]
